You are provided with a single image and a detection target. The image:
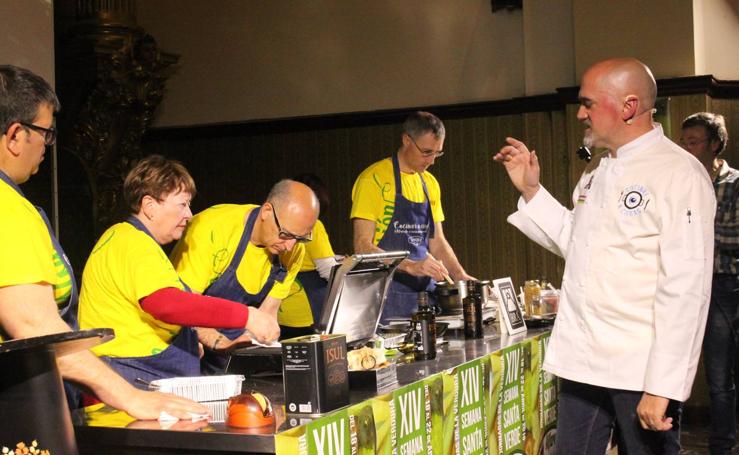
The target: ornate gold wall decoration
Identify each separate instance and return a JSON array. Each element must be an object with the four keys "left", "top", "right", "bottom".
[{"left": 57, "top": 0, "right": 178, "bottom": 235}]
